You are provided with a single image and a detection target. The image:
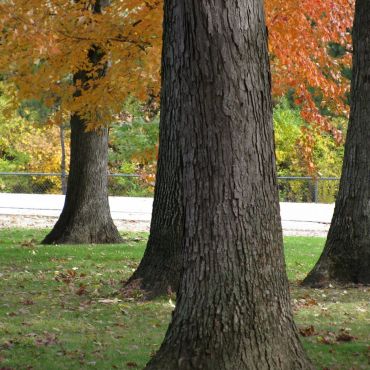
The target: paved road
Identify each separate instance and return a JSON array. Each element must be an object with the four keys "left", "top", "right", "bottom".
[
  {"left": 0, "top": 193, "right": 334, "bottom": 235},
  {"left": 0, "top": 193, "right": 153, "bottom": 220},
  {"left": 0, "top": 193, "right": 334, "bottom": 233}
]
